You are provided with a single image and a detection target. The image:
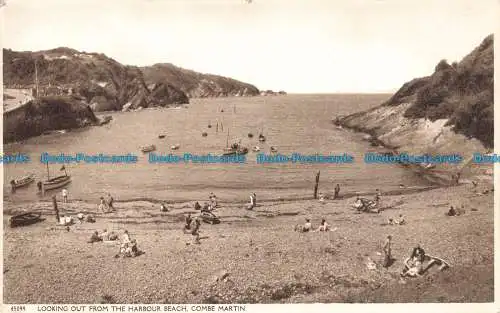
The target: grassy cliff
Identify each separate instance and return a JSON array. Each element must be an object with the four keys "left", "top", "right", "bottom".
[
  {"left": 383, "top": 34, "right": 494, "bottom": 148},
  {"left": 141, "top": 63, "right": 260, "bottom": 98}
]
